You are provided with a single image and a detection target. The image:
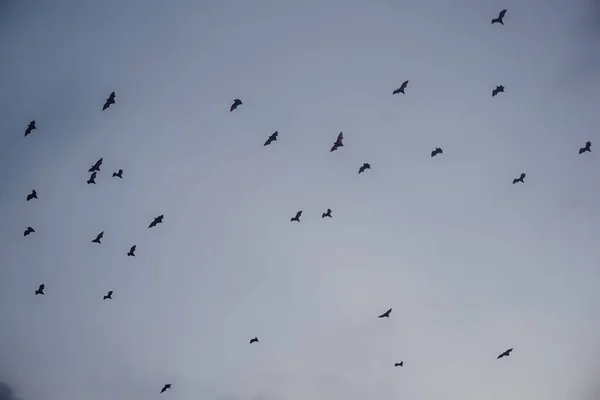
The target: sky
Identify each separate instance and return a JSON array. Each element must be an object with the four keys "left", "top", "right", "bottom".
[{"left": 1, "top": 0, "right": 600, "bottom": 400}]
